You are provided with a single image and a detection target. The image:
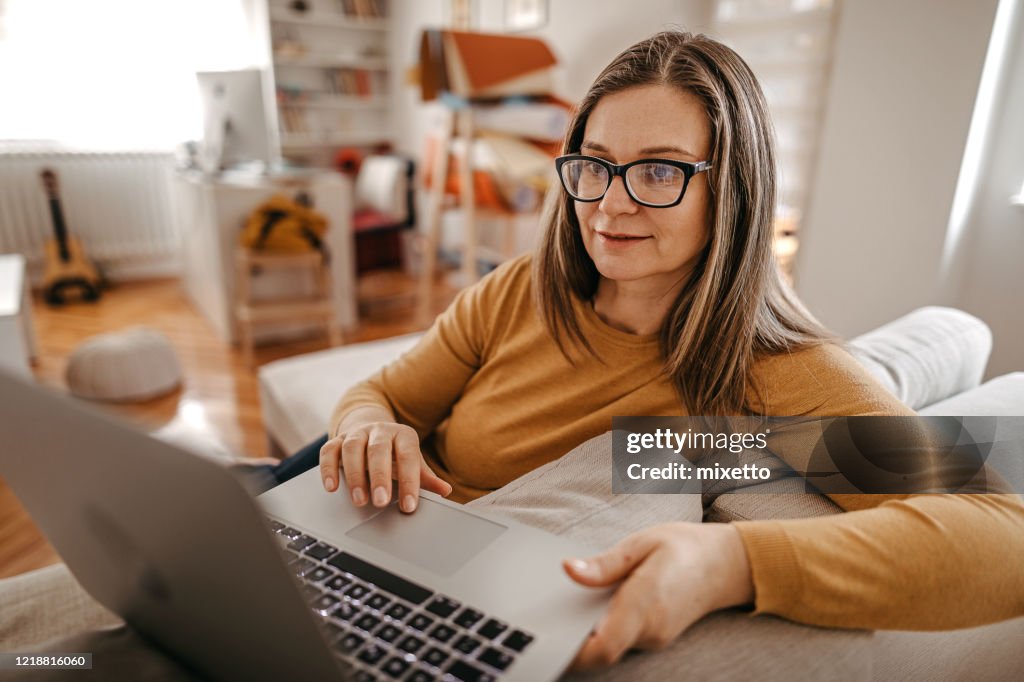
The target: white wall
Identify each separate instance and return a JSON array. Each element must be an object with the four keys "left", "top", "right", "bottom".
[
  {"left": 796, "top": 0, "right": 999, "bottom": 336},
  {"left": 951, "top": 0, "right": 1024, "bottom": 378}
]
